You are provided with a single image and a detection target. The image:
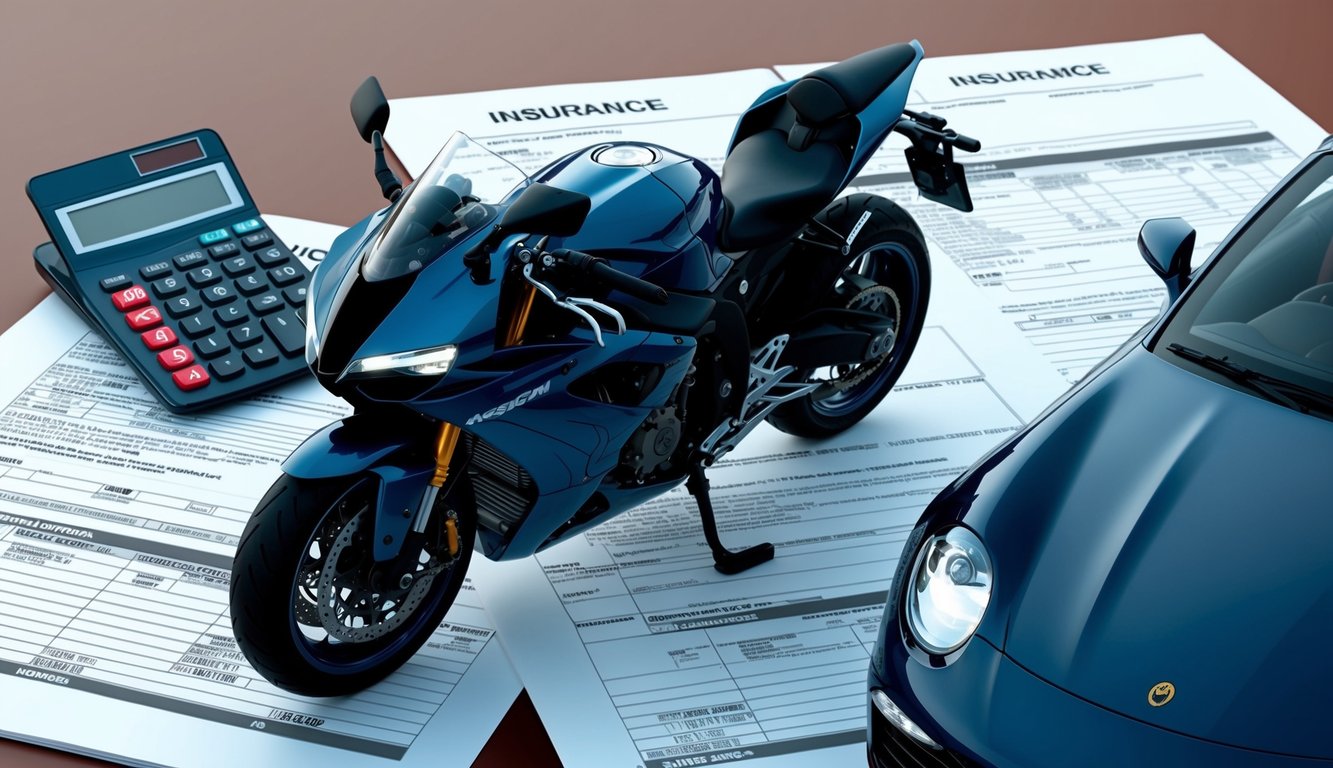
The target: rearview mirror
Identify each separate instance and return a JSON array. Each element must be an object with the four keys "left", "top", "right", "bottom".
[
  {"left": 1138, "top": 217, "right": 1195, "bottom": 302},
  {"left": 500, "top": 183, "right": 591, "bottom": 236},
  {"left": 351, "top": 76, "right": 390, "bottom": 143}
]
